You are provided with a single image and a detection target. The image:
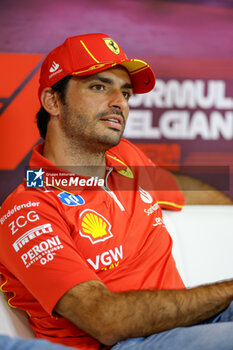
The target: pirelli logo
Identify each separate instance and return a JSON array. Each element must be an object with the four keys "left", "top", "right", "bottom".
[{"left": 13, "top": 223, "right": 53, "bottom": 252}]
